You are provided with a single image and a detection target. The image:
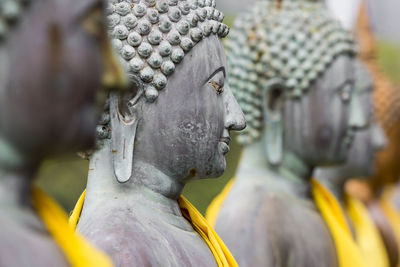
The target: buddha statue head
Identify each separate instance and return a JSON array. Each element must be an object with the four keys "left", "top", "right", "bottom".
[
  {"left": 315, "top": 60, "right": 386, "bottom": 185},
  {"left": 93, "top": 0, "right": 246, "bottom": 184},
  {"left": 227, "top": 0, "right": 358, "bottom": 169},
  {"left": 336, "top": 60, "right": 386, "bottom": 179},
  {"left": 0, "top": 0, "right": 125, "bottom": 170},
  {"left": 369, "top": 75, "right": 400, "bottom": 190}
]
